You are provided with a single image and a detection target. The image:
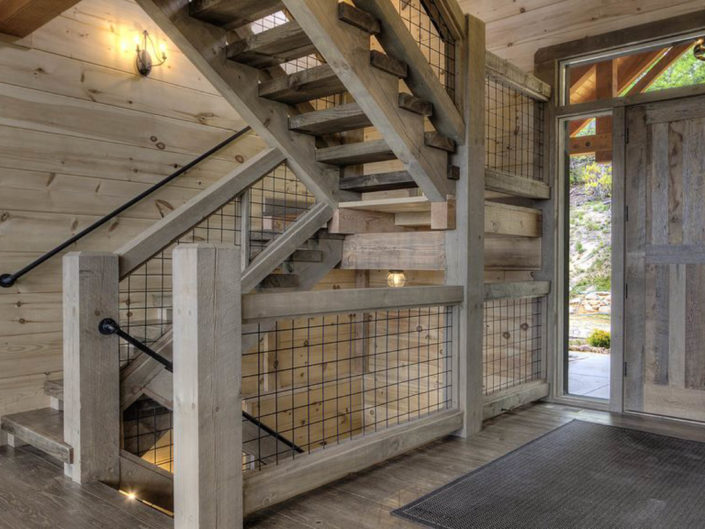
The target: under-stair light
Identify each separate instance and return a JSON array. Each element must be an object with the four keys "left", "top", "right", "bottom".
[
  {"left": 135, "top": 30, "right": 168, "bottom": 76},
  {"left": 695, "top": 38, "right": 705, "bottom": 62},
  {"left": 387, "top": 270, "right": 407, "bottom": 288}
]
